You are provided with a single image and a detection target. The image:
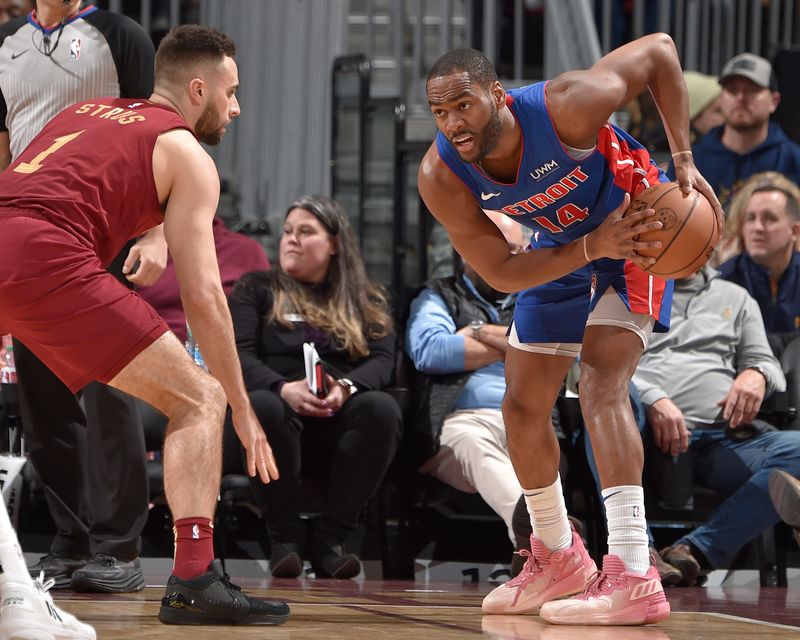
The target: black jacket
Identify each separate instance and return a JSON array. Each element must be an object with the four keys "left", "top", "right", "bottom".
[{"left": 229, "top": 272, "right": 396, "bottom": 393}]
